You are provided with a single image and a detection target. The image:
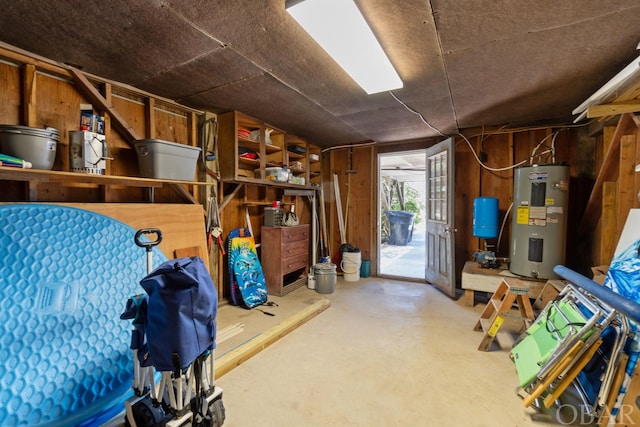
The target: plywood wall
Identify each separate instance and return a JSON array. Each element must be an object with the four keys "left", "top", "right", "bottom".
[
  {"left": 327, "top": 127, "right": 588, "bottom": 285},
  {"left": 2, "top": 45, "right": 612, "bottom": 292},
  {"left": 0, "top": 46, "right": 331, "bottom": 301},
  {"left": 454, "top": 128, "right": 583, "bottom": 281},
  {"left": 581, "top": 115, "right": 640, "bottom": 268},
  {"left": 327, "top": 145, "right": 376, "bottom": 265},
  {"left": 0, "top": 53, "right": 200, "bottom": 204}
]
